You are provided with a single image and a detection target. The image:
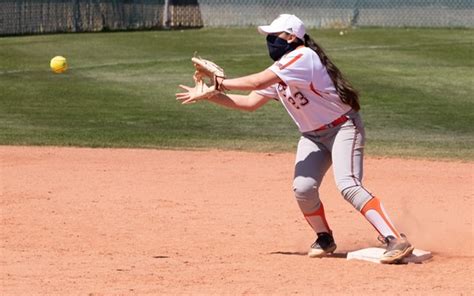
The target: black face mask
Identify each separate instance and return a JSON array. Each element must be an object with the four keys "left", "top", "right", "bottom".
[{"left": 266, "top": 35, "right": 300, "bottom": 61}]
